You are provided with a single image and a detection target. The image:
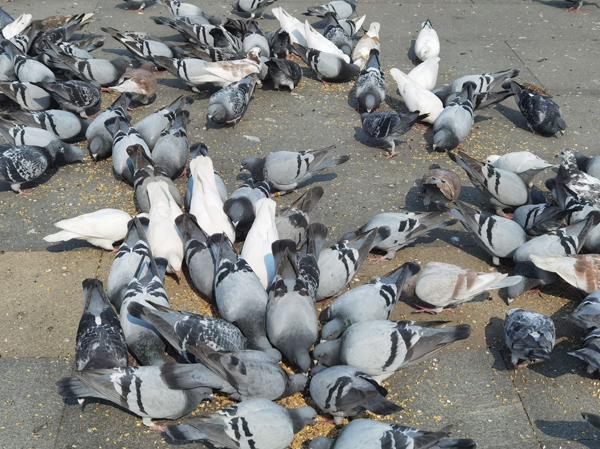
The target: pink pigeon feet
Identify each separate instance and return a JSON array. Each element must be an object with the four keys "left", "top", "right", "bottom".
[
  {"left": 17, "top": 190, "right": 32, "bottom": 196},
  {"left": 367, "top": 255, "right": 389, "bottom": 263},
  {"left": 321, "top": 80, "right": 332, "bottom": 86},
  {"left": 386, "top": 150, "right": 398, "bottom": 159}
]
